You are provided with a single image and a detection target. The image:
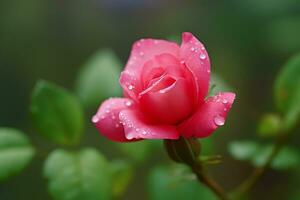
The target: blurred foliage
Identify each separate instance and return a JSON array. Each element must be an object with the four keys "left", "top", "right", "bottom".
[
  {"left": 265, "top": 17, "right": 300, "bottom": 54},
  {"left": 0, "top": 128, "right": 35, "bottom": 181},
  {"left": 274, "top": 53, "right": 300, "bottom": 130},
  {"left": 116, "top": 140, "right": 162, "bottom": 164},
  {"left": 229, "top": 141, "right": 300, "bottom": 170},
  {"left": 75, "top": 49, "right": 122, "bottom": 109},
  {"left": 44, "top": 148, "right": 112, "bottom": 200},
  {"left": 257, "top": 113, "right": 281, "bottom": 138},
  {"left": 110, "top": 160, "right": 133, "bottom": 198},
  {"left": 148, "top": 165, "right": 216, "bottom": 200},
  {"left": 31, "top": 80, "right": 84, "bottom": 146},
  {"left": 209, "top": 73, "right": 234, "bottom": 97}
]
